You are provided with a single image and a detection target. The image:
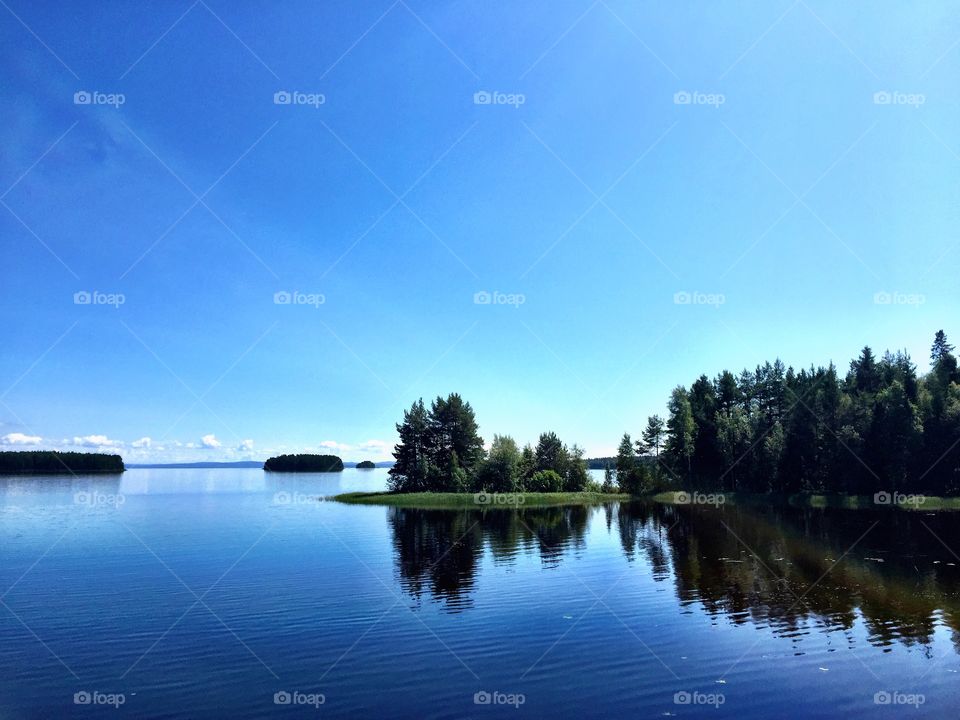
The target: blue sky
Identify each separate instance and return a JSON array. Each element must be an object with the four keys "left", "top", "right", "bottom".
[{"left": 1, "top": 1, "right": 958, "bottom": 462}]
